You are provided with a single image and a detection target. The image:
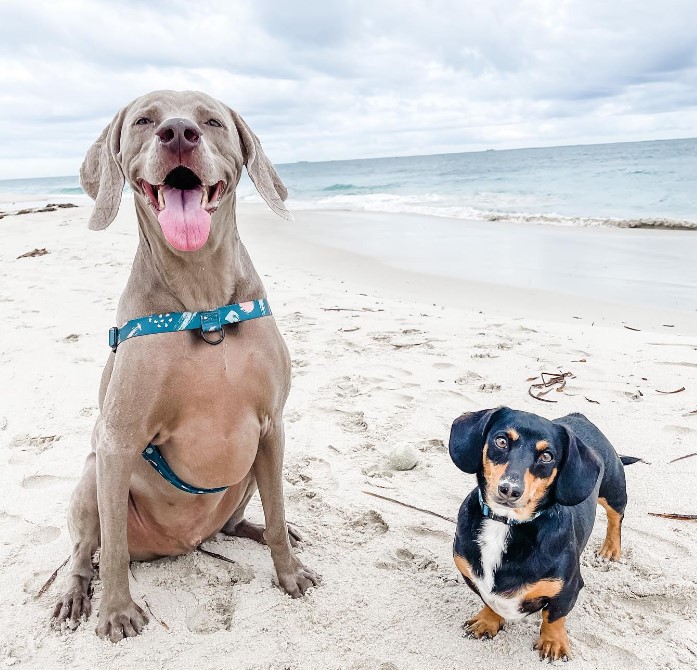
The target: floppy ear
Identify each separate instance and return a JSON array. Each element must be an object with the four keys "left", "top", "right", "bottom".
[
  {"left": 555, "top": 428, "right": 602, "bottom": 506},
  {"left": 80, "top": 107, "right": 128, "bottom": 230},
  {"left": 229, "top": 109, "right": 293, "bottom": 221},
  {"left": 449, "top": 408, "right": 501, "bottom": 474}
]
